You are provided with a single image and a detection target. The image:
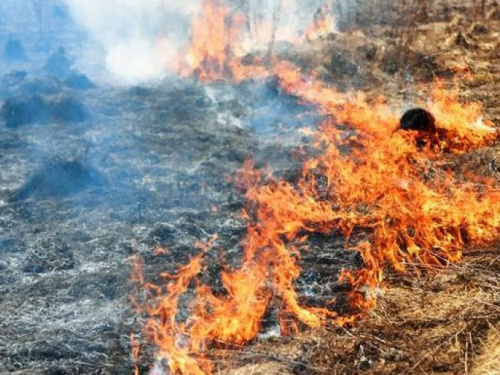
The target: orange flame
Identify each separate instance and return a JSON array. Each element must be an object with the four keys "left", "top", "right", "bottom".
[
  {"left": 131, "top": 332, "right": 141, "bottom": 375},
  {"left": 180, "top": 0, "right": 334, "bottom": 82},
  {"left": 134, "top": 68, "right": 499, "bottom": 372},
  {"left": 181, "top": 0, "right": 234, "bottom": 81},
  {"left": 180, "top": 0, "right": 268, "bottom": 82},
  {"left": 133, "top": 1, "right": 500, "bottom": 374}
]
